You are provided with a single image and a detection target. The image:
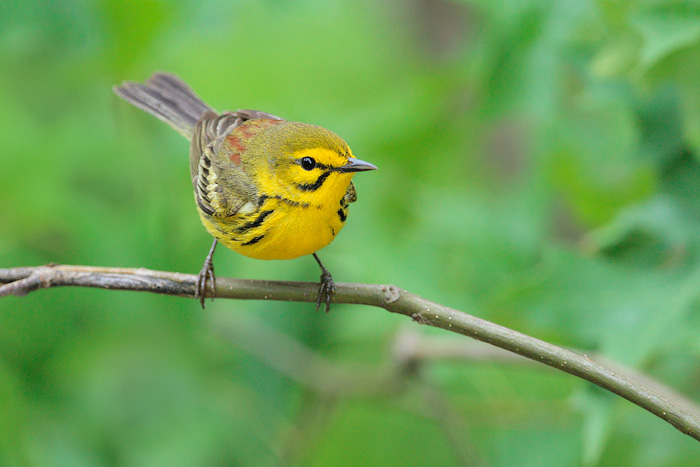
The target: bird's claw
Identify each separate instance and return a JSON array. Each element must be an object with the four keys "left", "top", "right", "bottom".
[
  {"left": 316, "top": 269, "right": 335, "bottom": 313},
  {"left": 195, "top": 259, "right": 216, "bottom": 309}
]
